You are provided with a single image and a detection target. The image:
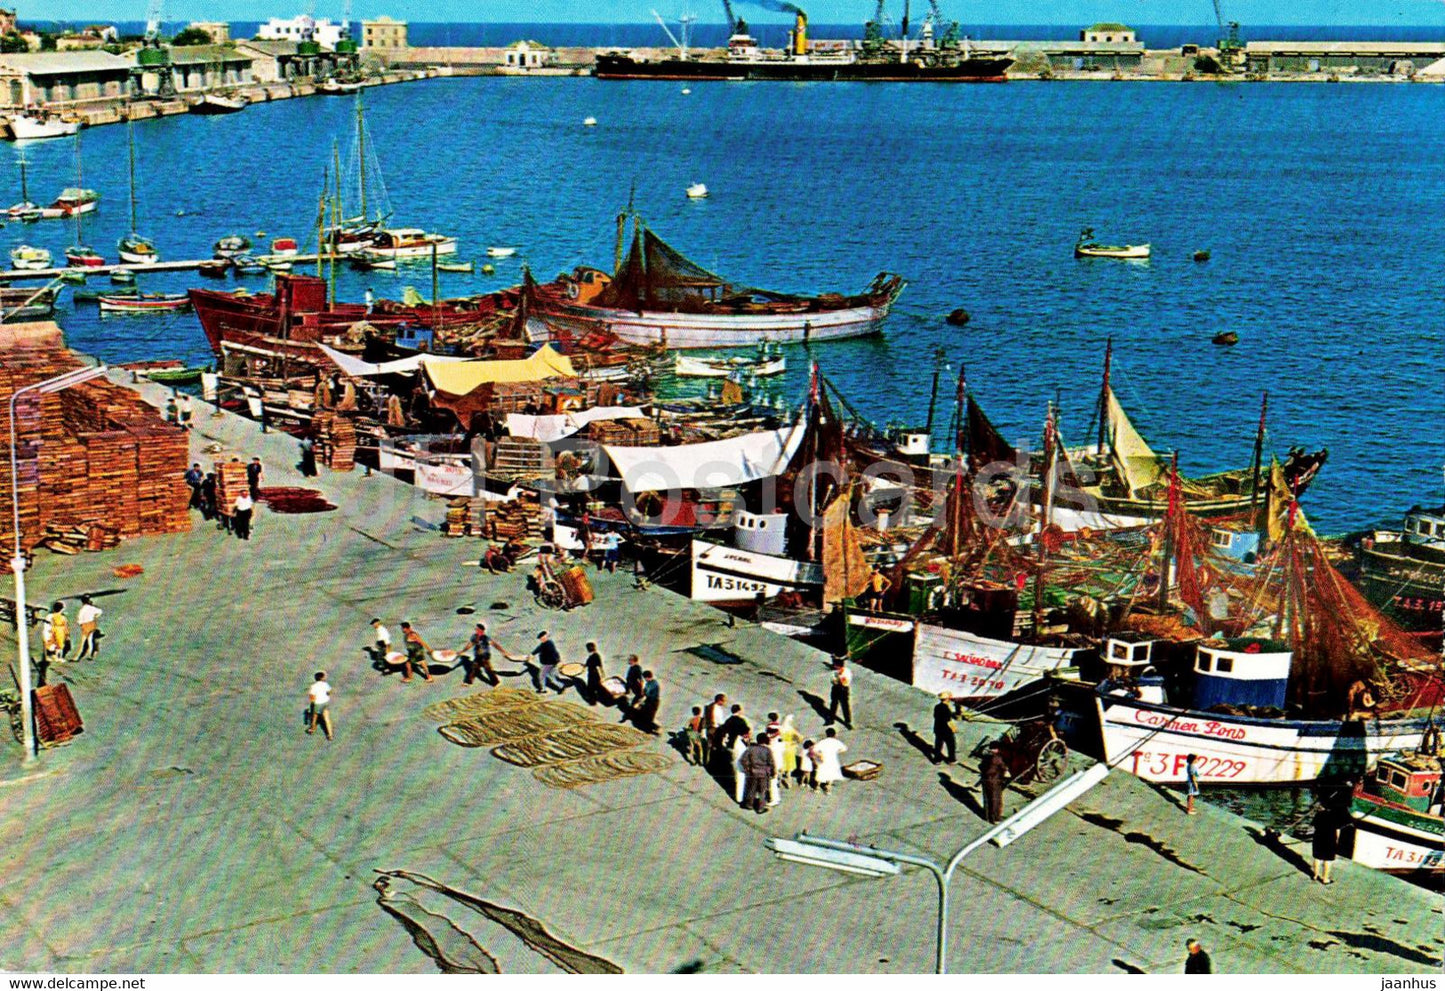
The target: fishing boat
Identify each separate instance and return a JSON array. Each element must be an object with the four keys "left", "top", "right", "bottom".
[
  {"left": 117, "top": 121, "right": 159, "bottom": 265},
  {"left": 675, "top": 351, "right": 786, "bottom": 378},
  {"left": 1342, "top": 744, "right": 1443, "bottom": 879},
  {"left": 319, "top": 78, "right": 363, "bottom": 95},
  {"left": 486, "top": 246, "right": 517, "bottom": 258},
  {"left": 61, "top": 137, "right": 105, "bottom": 269},
  {"left": 365, "top": 229, "right": 457, "bottom": 260},
  {"left": 323, "top": 91, "right": 391, "bottom": 254},
  {"left": 1351, "top": 505, "right": 1445, "bottom": 634},
  {"left": 349, "top": 250, "right": 395, "bottom": 271},
  {"left": 525, "top": 214, "right": 905, "bottom": 349},
  {"left": 190, "top": 93, "right": 248, "bottom": 115},
  {"left": 49, "top": 187, "right": 98, "bottom": 216},
  {"left": 143, "top": 364, "right": 208, "bottom": 384},
  {"left": 437, "top": 260, "right": 474, "bottom": 273},
  {"left": 270, "top": 237, "right": 299, "bottom": 257},
  {"left": 213, "top": 235, "right": 252, "bottom": 258},
  {"left": 0, "top": 285, "right": 57, "bottom": 319},
  {"left": 686, "top": 183, "right": 709, "bottom": 199},
  {"left": 197, "top": 258, "right": 231, "bottom": 278},
  {"left": 98, "top": 292, "right": 192, "bottom": 313},
  {"left": 6, "top": 150, "right": 40, "bottom": 221},
  {"left": 9, "top": 245, "right": 50, "bottom": 270},
  {"left": 5, "top": 111, "right": 81, "bottom": 141},
  {"left": 109, "top": 268, "right": 136, "bottom": 285},
  {"left": 1074, "top": 228, "right": 1150, "bottom": 259},
  {"left": 232, "top": 255, "right": 267, "bottom": 275},
  {"left": 690, "top": 536, "right": 823, "bottom": 604},
  {"left": 74, "top": 284, "right": 136, "bottom": 304}
]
